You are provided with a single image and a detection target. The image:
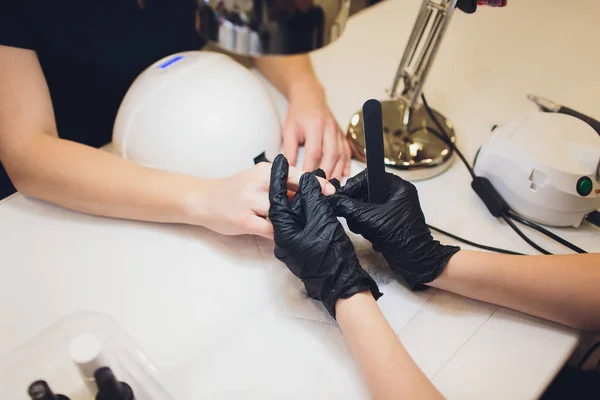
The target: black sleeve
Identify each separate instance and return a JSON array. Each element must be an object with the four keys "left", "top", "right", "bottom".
[{"left": 0, "top": 0, "right": 35, "bottom": 50}]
